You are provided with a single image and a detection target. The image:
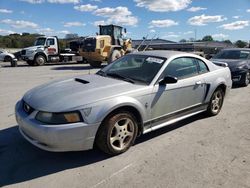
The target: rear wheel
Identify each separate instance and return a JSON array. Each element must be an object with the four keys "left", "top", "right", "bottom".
[
  {"left": 34, "top": 55, "right": 46, "bottom": 66},
  {"left": 241, "top": 71, "right": 249, "bottom": 87},
  {"left": 4, "top": 56, "right": 12, "bottom": 62},
  {"left": 108, "top": 50, "right": 121, "bottom": 64},
  {"left": 89, "top": 61, "right": 102, "bottom": 68},
  {"left": 206, "top": 88, "right": 224, "bottom": 116},
  {"left": 96, "top": 112, "right": 138, "bottom": 155}
]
